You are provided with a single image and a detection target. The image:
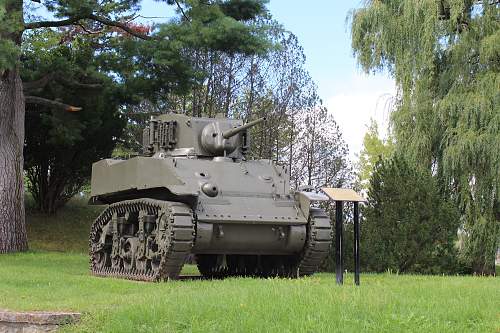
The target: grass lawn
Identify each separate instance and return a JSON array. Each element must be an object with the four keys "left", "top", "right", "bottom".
[
  {"left": 25, "top": 196, "right": 100, "bottom": 253},
  {"left": 0, "top": 251, "right": 498, "bottom": 333},
  {"left": 7, "top": 198, "right": 498, "bottom": 332}
]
